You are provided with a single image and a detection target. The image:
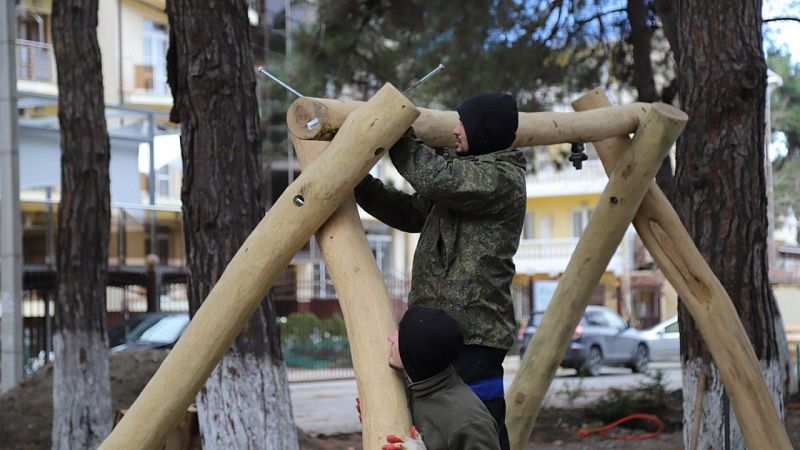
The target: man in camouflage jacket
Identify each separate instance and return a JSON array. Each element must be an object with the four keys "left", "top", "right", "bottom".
[{"left": 355, "top": 92, "right": 526, "bottom": 449}]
